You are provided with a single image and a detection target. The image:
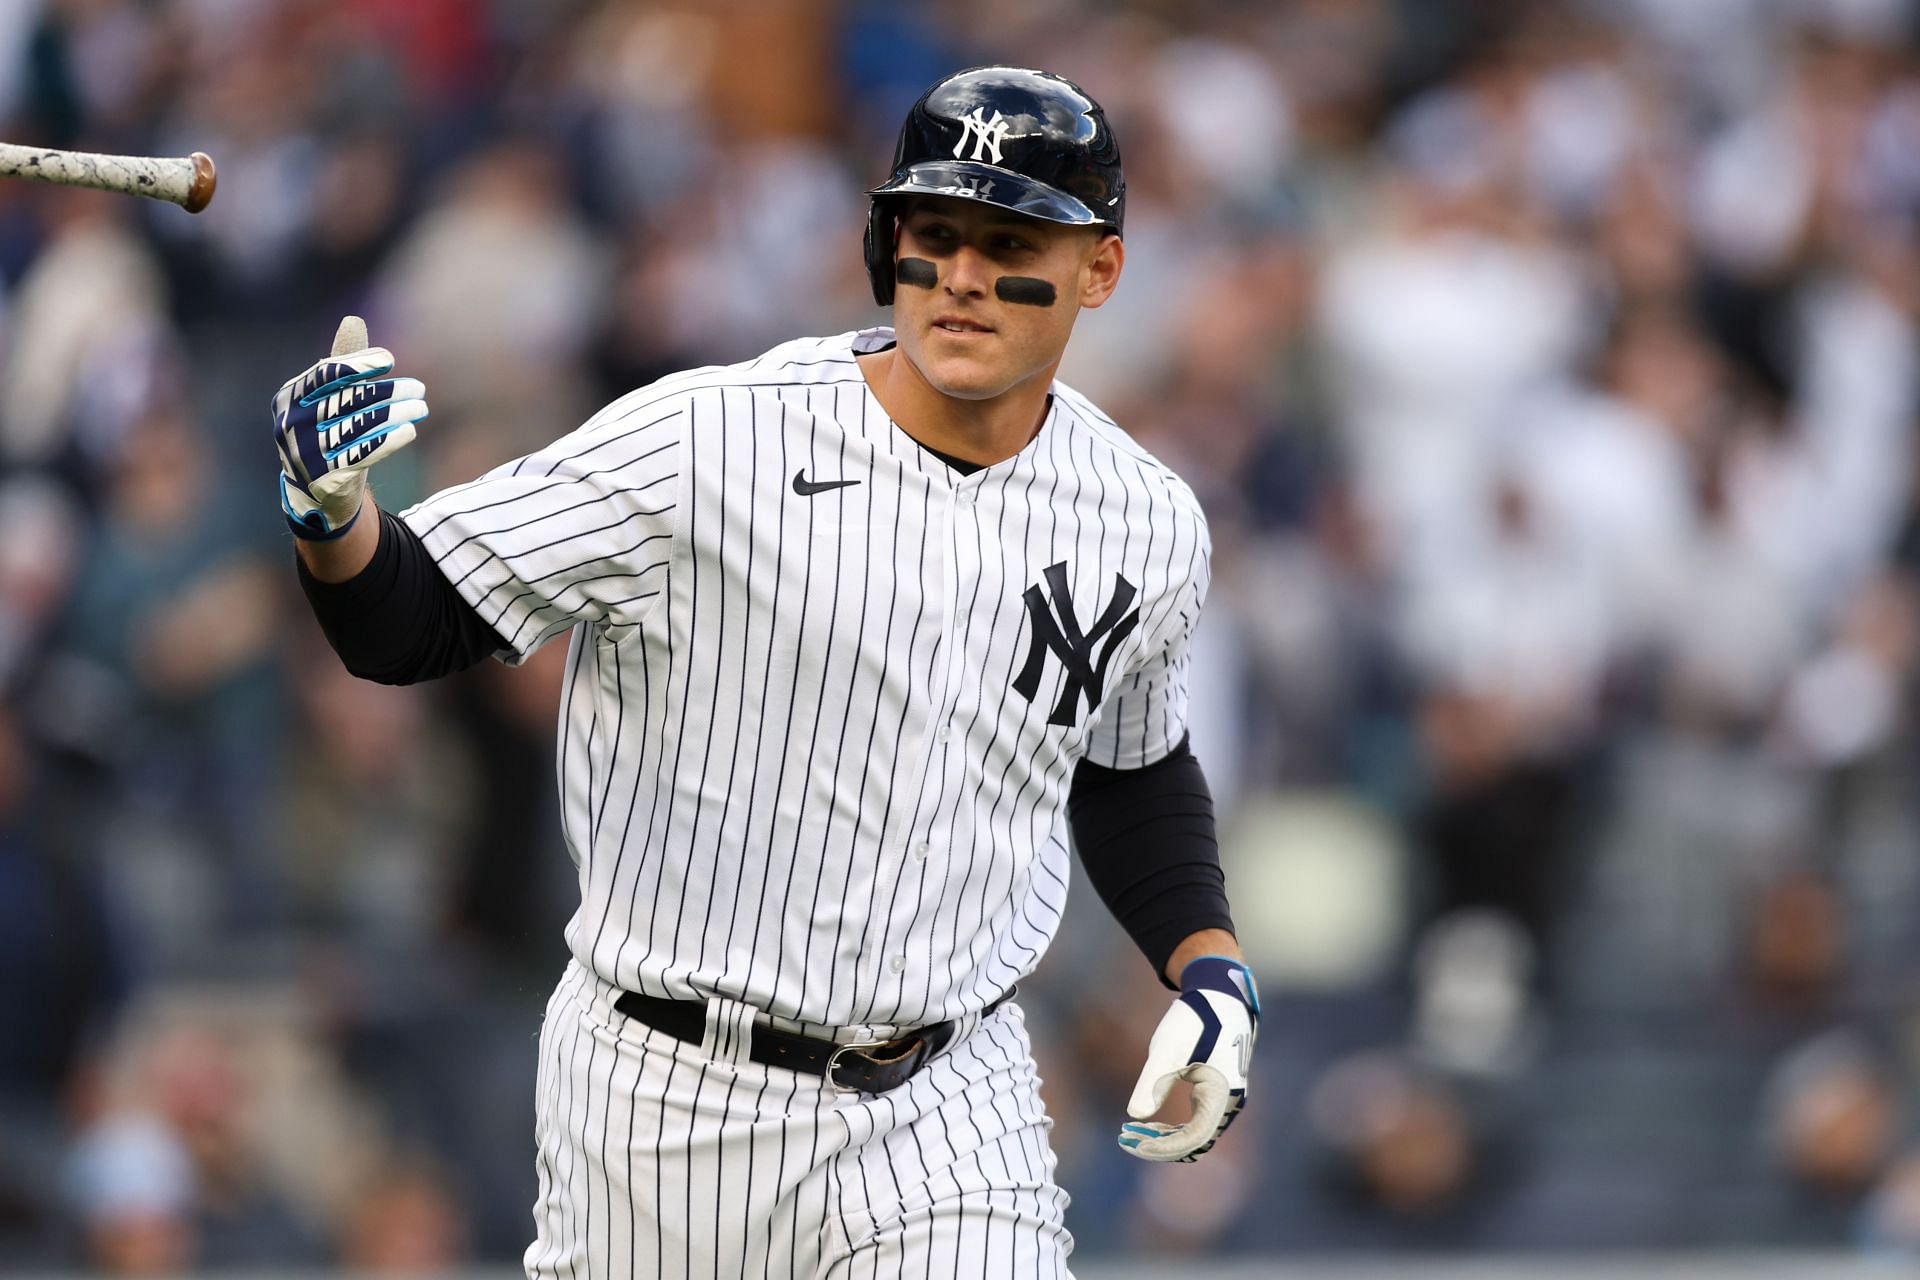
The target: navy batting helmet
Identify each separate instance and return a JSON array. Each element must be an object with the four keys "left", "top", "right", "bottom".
[{"left": 865, "top": 66, "right": 1125, "bottom": 306}]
